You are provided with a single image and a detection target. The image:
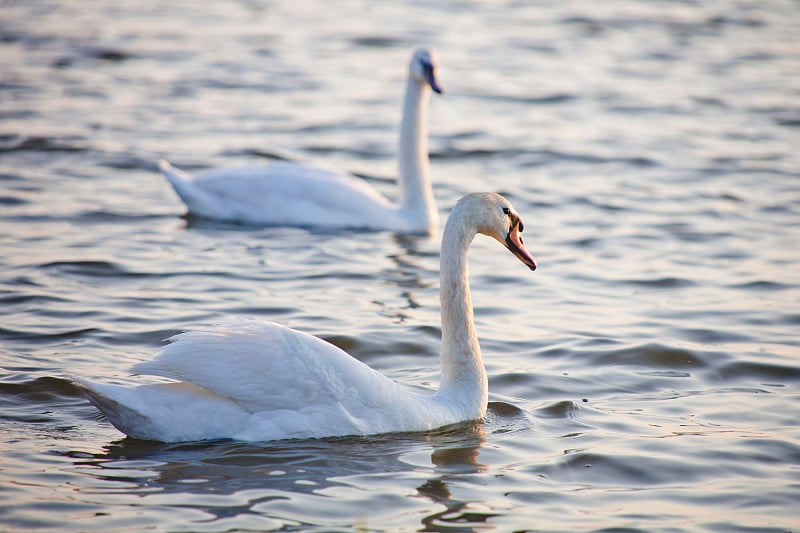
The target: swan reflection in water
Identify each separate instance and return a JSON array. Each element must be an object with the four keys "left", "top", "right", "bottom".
[{"left": 61, "top": 409, "right": 534, "bottom": 529}]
